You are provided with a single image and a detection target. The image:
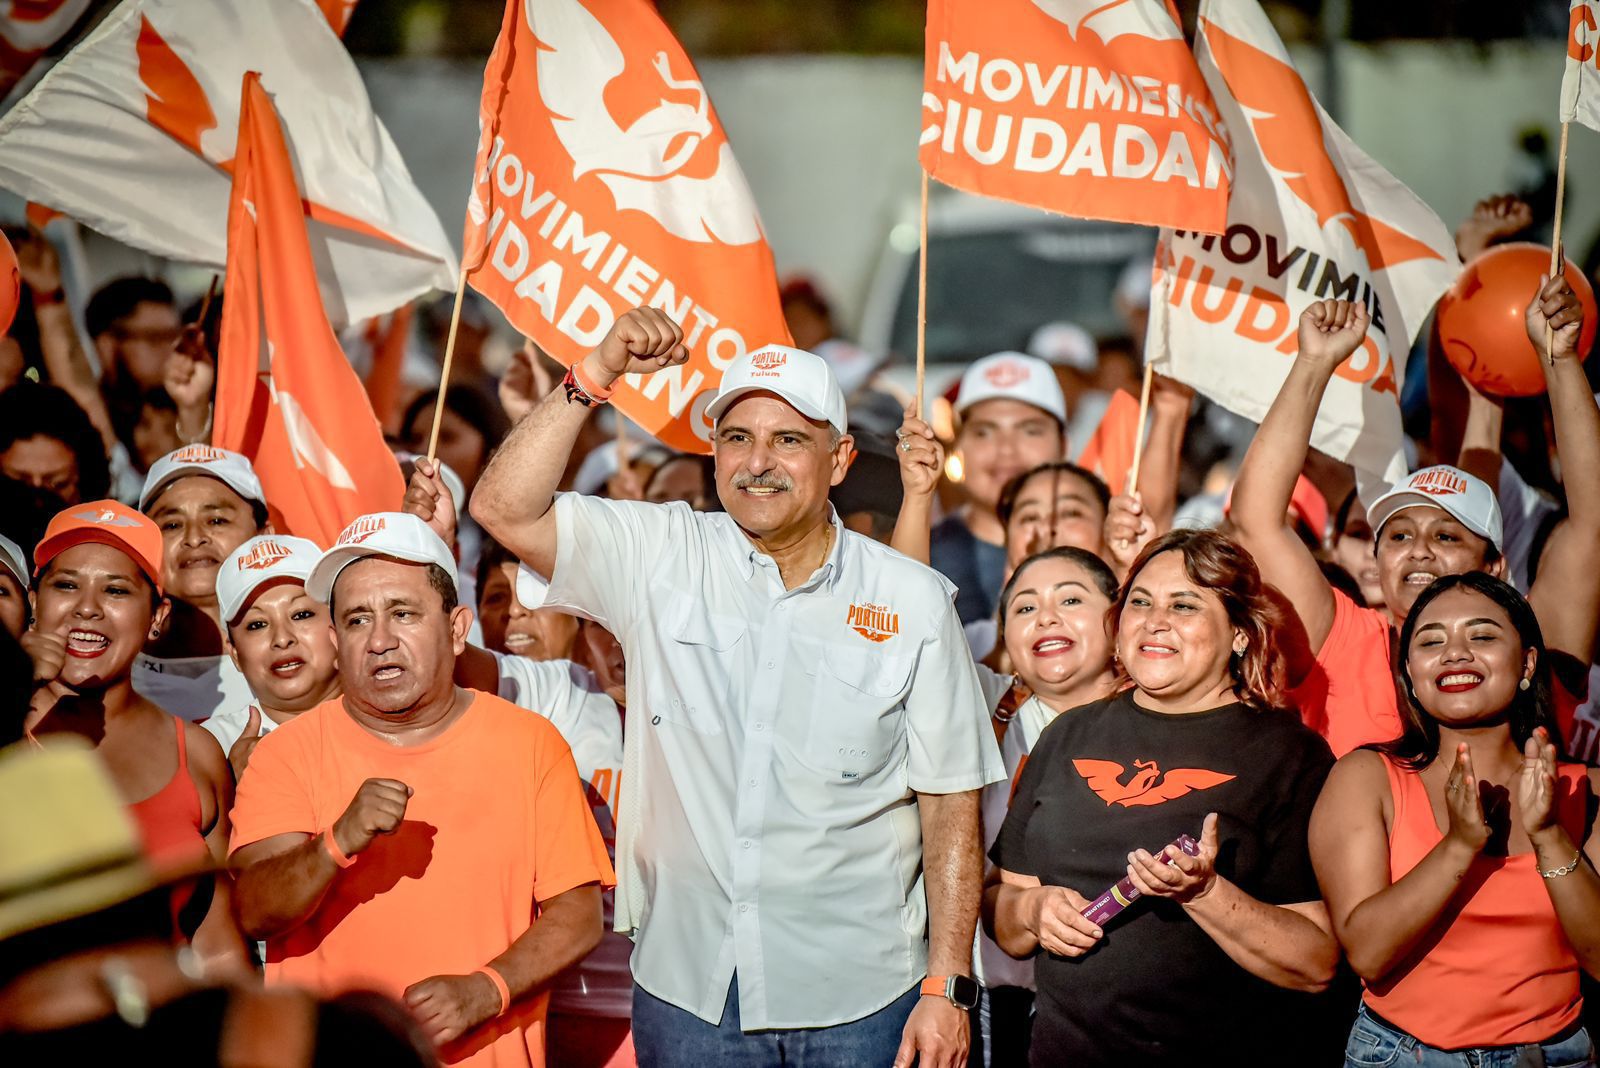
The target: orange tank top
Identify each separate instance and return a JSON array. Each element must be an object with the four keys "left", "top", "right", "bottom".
[
  {"left": 1363, "top": 755, "right": 1587, "bottom": 1047},
  {"left": 128, "top": 718, "right": 206, "bottom": 866}
]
